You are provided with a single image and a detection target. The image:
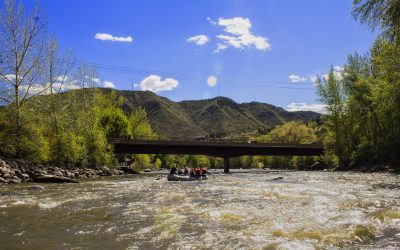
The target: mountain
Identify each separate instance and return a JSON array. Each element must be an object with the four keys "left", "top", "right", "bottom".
[{"left": 105, "top": 89, "right": 321, "bottom": 138}]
